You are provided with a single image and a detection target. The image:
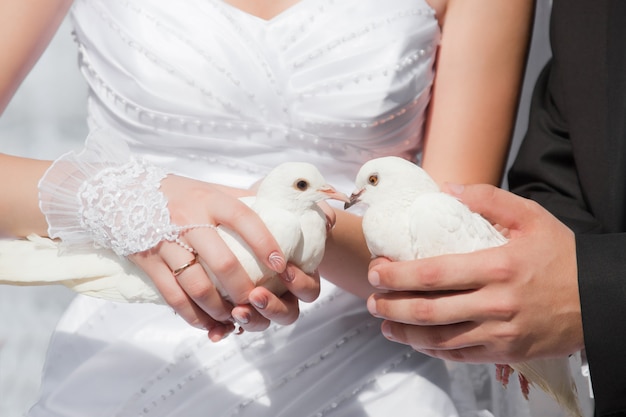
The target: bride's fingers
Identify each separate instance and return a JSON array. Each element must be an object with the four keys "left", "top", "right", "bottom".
[
  {"left": 185, "top": 227, "right": 256, "bottom": 305},
  {"left": 232, "top": 265, "right": 317, "bottom": 330},
  {"left": 280, "top": 265, "right": 320, "bottom": 303},
  {"left": 378, "top": 320, "right": 508, "bottom": 363},
  {"left": 130, "top": 252, "right": 220, "bottom": 329},
  {"left": 248, "top": 287, "right": 300, "bottom": 326},
  {"left": 158, "top": 241, "right": 235, "bottom": 322},
  {"left": 229, "top": 288, "right": 301, "bottom": 331},
  {"left": 231, "top": 301, "right": 271, "bottom": 332},
  {"left": 207, "top": 321, "right": 237, "bottom": 343},
  {"left": 230, "top": 265, "right": 318, "bottom": 330},
  {"left": 210, "top": 197, "right": 287, "bottom": 274}
]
